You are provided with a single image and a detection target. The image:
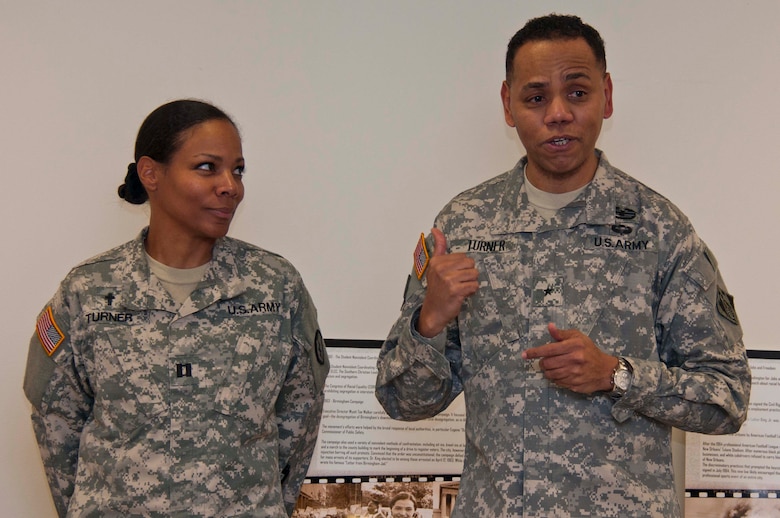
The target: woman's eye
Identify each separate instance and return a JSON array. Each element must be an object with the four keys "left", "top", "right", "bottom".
[
  {"left": 233, "top": 166, "right": 245, "bottom": 177},
  {"left": 196, "top": 162, "right": 215, "bottom": 172}
]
